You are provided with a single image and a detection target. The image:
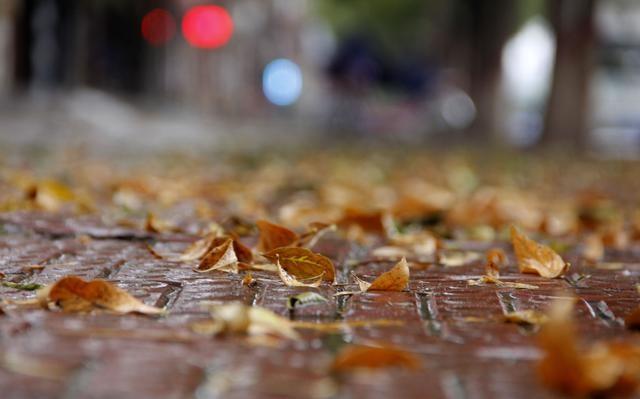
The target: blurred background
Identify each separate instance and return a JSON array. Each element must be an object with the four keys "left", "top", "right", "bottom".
[{"left": 0, "top": 0, "right": 638, "bottom": 156}]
